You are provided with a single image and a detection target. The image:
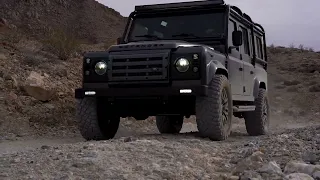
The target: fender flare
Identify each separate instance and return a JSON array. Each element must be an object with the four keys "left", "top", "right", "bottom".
[
  {"left": 253, "top": 78, "right": 267, "bottom": 98},
  {"left": 206, "top": 60, "right": 228, "bottom": 84}
]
